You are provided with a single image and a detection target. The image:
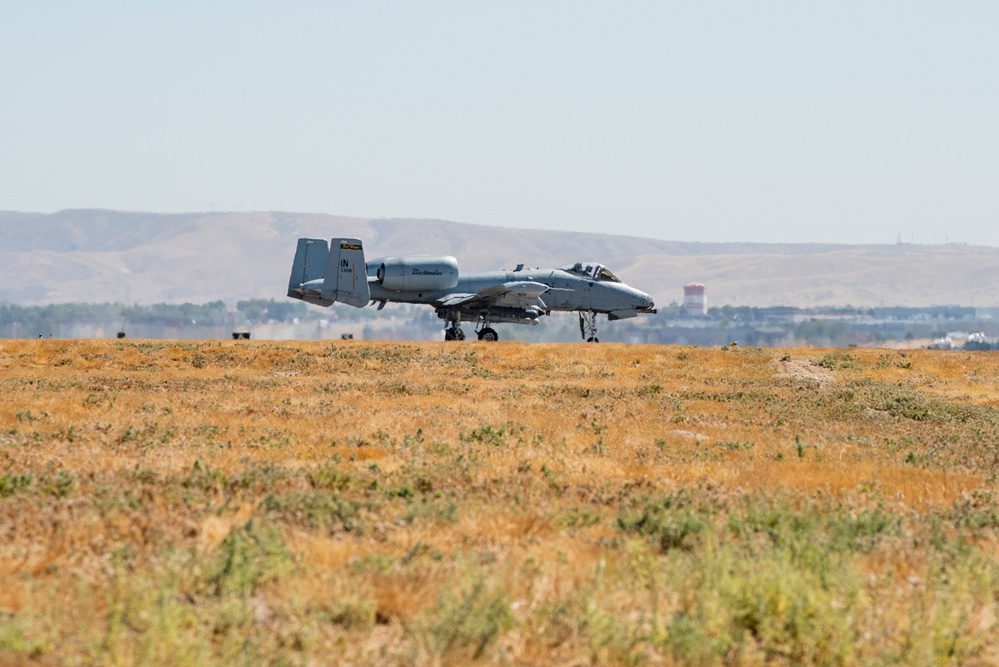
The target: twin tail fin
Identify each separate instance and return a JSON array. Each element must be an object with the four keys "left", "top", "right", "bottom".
[{"left": 287, "top": 237, "right": 370, "bottom": 308}]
